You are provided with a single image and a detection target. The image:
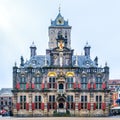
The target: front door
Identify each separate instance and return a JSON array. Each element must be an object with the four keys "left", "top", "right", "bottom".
[{"left": 59, "top": 103, "right": 64, "bottom": 109}]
